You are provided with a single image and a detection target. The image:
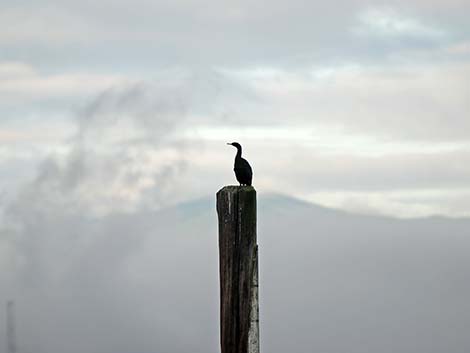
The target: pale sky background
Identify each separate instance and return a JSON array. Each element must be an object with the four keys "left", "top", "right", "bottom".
[{"left": 1, "top": 0, "right": 470, "bottom": 218}]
